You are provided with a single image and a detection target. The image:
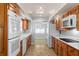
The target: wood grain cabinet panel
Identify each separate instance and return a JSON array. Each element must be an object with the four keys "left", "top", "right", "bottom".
[
  {"left": 52, "top": 37, "right": 55, "bottom": 48},
  {"left": 61, "top": 42, "right": 68, "bottom": 56},
  {"left": 67, "top": 46, "right": 79, "bottom": 56},
  {"left": 76, "top": 13, "right": 79, "bottom": 30},
  {"left": 54, "top": 39, "right": 58, "bottom": 54},
  {"left": 70, "top": 5, "right": 78, "bottom": 15},
  {"left": 22, "top": 20, "right": 28, "bottom": 30},
  {"left": 55, "top": 17, "right": 62, "bottom": 30},
  {"left": 0, "top": 28, "right": 4, "bottom": 53},
  {"left": 26, "top": 35, "right": 31, "bottom": 49},
  {"left": 61, "top": 5, "right": 79, "bottom": 30},
  {"left": 0, "top": 4, "right": 5, "bottom": 27},
  {"left": 0, "top": 3, "right": 8, "bottom": 56},
  {"left": 53, "top": 37, "right": 79, "bottom": 56},
  {"left": 57, "top": 40, "right": 62, "bottom": 56},
  {"left": 17, "top": 41, "right": 22, "bottom": 56},
  {"left": 8, "top": 3, "right": 20, "bottom": 16}
]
